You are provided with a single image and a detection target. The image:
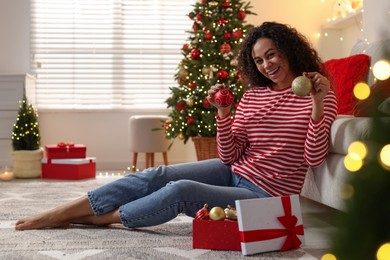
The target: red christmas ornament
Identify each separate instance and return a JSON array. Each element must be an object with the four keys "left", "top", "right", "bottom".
[
  {"left": 237, "top": 10, "right": 247, "bottom": 20},
  {"left": 214, "top": 88, "right": 234, "bottom": 107},
  {"left": 190, "top": 49, "right": 201, "bottom": 59},
  {"left": 217, "top": 69, "right": 229, "bottom": 80},
  {"left": 188, "top": 81, "right": 196, "bottom": 90},
  {"left": 176, "top": 100, "right": 186, "bottom": 111},
  {"left": 182, "top": 43, "right": 189, "bottom": 50},
  {"left": 204, "top": 32, "right": 213, "bottom": 41},
  {"left": 187, "top": 117, "right": 195, "bottom": 125},
  {"left": 195, "top": 204, "right": 209, "bottom": 220},
  {"left": 220, "top": 43, "right": 231, "bottom": 53},
  {"left": 222, "top": 1, "right": 231, "bottom": 8},
  {"left": 196, "top": 14, "right": 203, "bottom": 21},
  {"left": 232, "top": 30, "right": 243, "bottom": 39},
  {"left": 203, "top": 98, "right": 211, "bottom": 108},
  {"left": 223, "top": 32, "right": 231, "bottom": 40},
  {"left": 218, "top": 18, "right": 227, "bottom": 26},
  {"left": 192, "top": 22, "right": 198, "bottom": 32}
]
